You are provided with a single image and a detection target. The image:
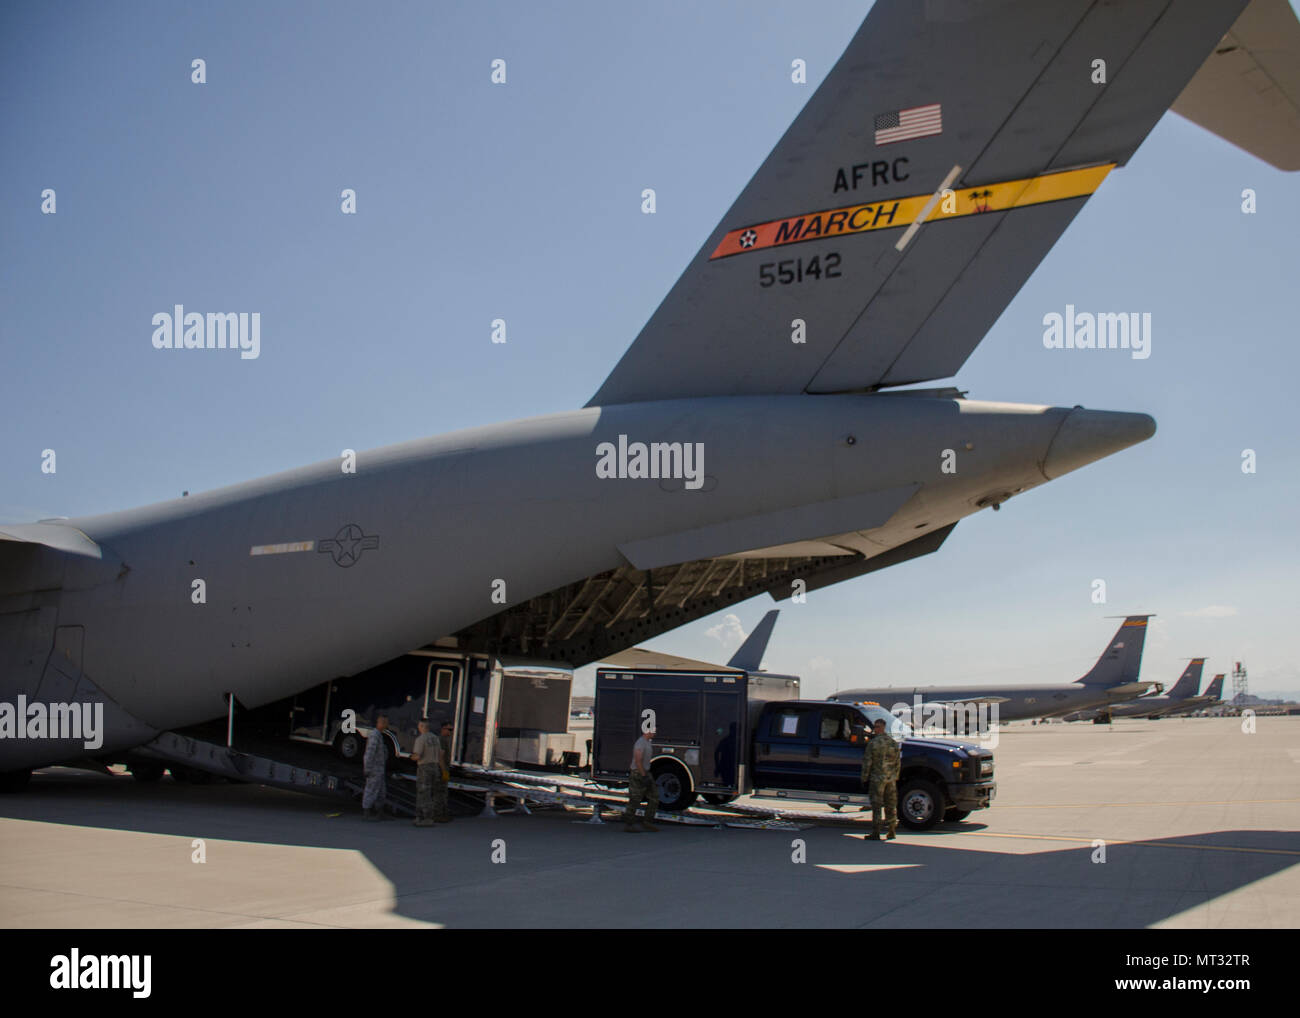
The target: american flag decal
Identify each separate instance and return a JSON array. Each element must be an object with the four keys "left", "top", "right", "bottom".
[{"left": 874, "top": 103, "right": 942, "bottom": 145}]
